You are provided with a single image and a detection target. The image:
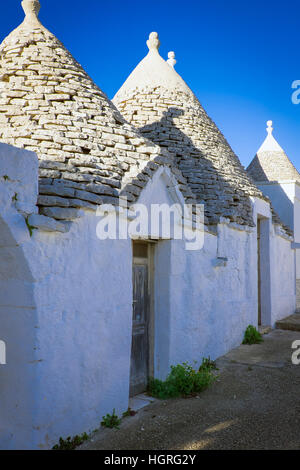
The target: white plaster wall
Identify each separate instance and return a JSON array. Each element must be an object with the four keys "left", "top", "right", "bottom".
[
  {"left": 153, "top": 196, "right": 296, "bottom": 380},
  {"left": 258, "top": 181, "right": 300, "bottom": 281},
  {"left": 153, "top": 240, "right": 172, "bottom": 378},
  {"left": 0, "top": 143, "right": 38, "bottom": 215},
  {"left": 0, "top": 144, "right": 38, "bottom": 449},
  {"left": 141, "top": 180, "right": 259, "bottom": 377},
  {"left": 21, "top": 216, "right": 133, "bottom": 449},
  {"left": 269, "top": 231, "right": 296, "bottom": 325},
  {"left": 0, "top": 143, "right": 133, "bottom": 450},
  {"left": 252, "top": 196, "right": 296, "bottom": 326},
  {"left": 21, "top": 201, "right": 295, "bottom": 448},
  {"left": 293, "top": 186, "right": 300, "bottom": 279},
  {"left": 153, "top": 225, "right": 257, "bottom": 379},
  {"left": 0, "top": 220, "right": 37, "bottom": 450},
  {"left": 0, "top": 150, "right": 296, "bottom": 450},
  {"left": 1, "top": 207, "right": 134, "bottom": 449},
  {"left": 257, "top": 182, "right": 295, "bottom": 231}
]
